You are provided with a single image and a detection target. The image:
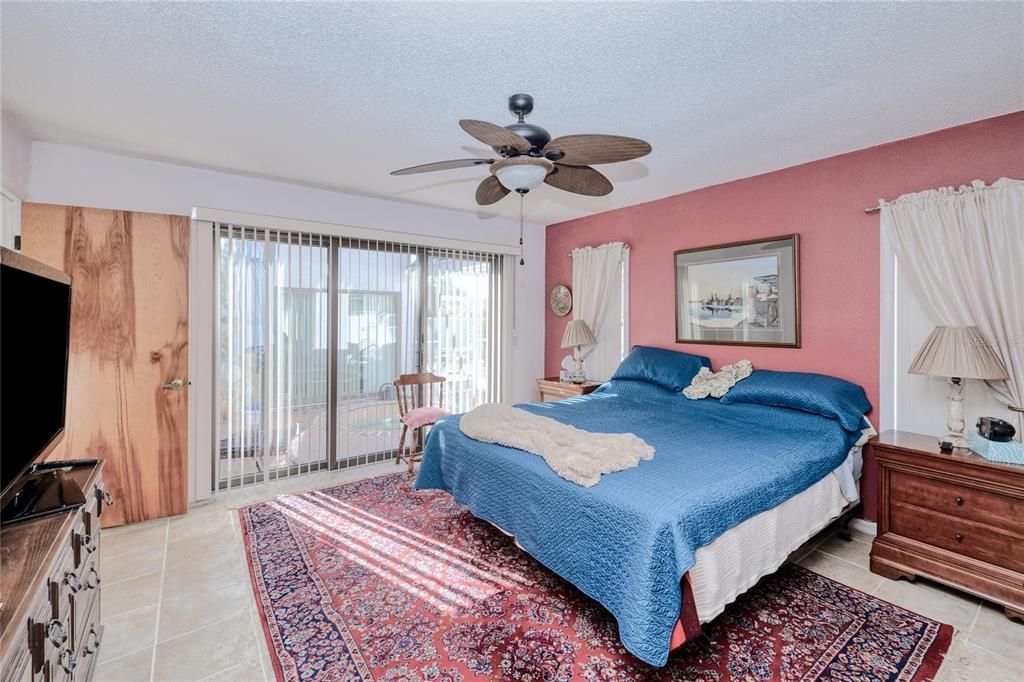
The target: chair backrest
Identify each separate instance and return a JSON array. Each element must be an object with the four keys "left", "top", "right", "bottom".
[{"left": 394, "top": 372, "right": 446, "bottom": 418}]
